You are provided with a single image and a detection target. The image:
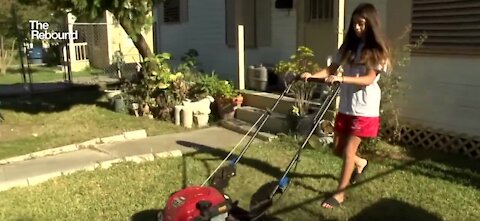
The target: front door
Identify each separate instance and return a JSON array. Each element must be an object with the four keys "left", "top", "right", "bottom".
[{"left": 296, "top": 0, "right": 341, "bottom": 66}]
